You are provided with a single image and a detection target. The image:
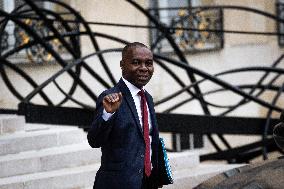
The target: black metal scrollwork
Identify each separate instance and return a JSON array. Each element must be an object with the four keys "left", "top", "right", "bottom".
[
  {"left": 0, "top": 0, "right": 284, "bottom": 163},
  {"left": 149, "top": 7, "right": 223, "bottom": 54},
  {"left": 173, "top": 8, "right": 223, "bottom": 52}
]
